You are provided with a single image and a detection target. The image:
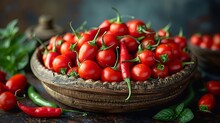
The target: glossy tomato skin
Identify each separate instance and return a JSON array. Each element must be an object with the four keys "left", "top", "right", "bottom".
[
  {"left": 0, "top": 70, "right": 6, "bottom": 83},
  {"left": 206, "top": 81, "right": 220, "bottom": 95},
  {"left": 167, "top": 43, "right": 181, "bottom": 59},
  {"left": 138, "top": 50, "right": 155, "bottom": 66},
  {"left": 110, "top": 23, "right": 129, "bottom": 36},
  {"left": 155, "top": 44, "right": 173, "bottom": 64},
  {"left": 168, "top": 59, "right": 183, "bottom": 74},
  {"left": 101, "top": 67, "right": 122, "bottom": 82},
  {"left": 5, "top": 74, "right": 27, "bottom": 93},
  {"left": 131, "top": 64, "right": 151, "bottom": 81},
  {"left": 52, "top": 55, "right": 72, "bottom": 74},
  {"left": 49, "top": 36, "right": 64, "bottom": 53},
  {"left": 180, "top": 51, "right": 190, "bottom": 62},
  {"left": 174, "top": 36, "right": 187, "bottom": 49},
  {"left": 99, "top": 20, "right": 111, "bottom": 30},
  {"left": 126, "top": 19, "right": 146, "bottom": 38},
  {"left": 0, "top": 83, "right": 7, "bottom": 94},
  {"left": 75, "top": 33, "right": 94, "bottom": 50},
  {"left": 198, "top": 93, "right": 216, "bottom": 111},
  {"left": 0, "top": 91, "right": 17, "bottom": 111},
  {"left": 78, "top": 60, "right": 101, "bottom": 80},
  {"left": 60, "top": 41, "right": 77, "bottom": 62},
  {"left": 97, "top": 49, "right": 116, "bottom": 68},
  {"left": 96, "top": 33, "right": 119, "bottom": 51},
  {"left": 63, "top": 33, "right": 75, "bottom": 44},
  {"left": 200, "top": 35, "right": 212, "bottom": 49},
  {"left": 151, "top": 63, "right": 168, "bottom": 79},
  {"left": 79, "top": 42, "right": 98, "bottom": 62},
  {"left": 190, "top": 34, "right": 202, "bottom": 46},
  {"left": 44, "top": 52, "right": 60, "bottom": 70},
  {"left": 120, "top": 36, "right": 139, "bottom": 53}
]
